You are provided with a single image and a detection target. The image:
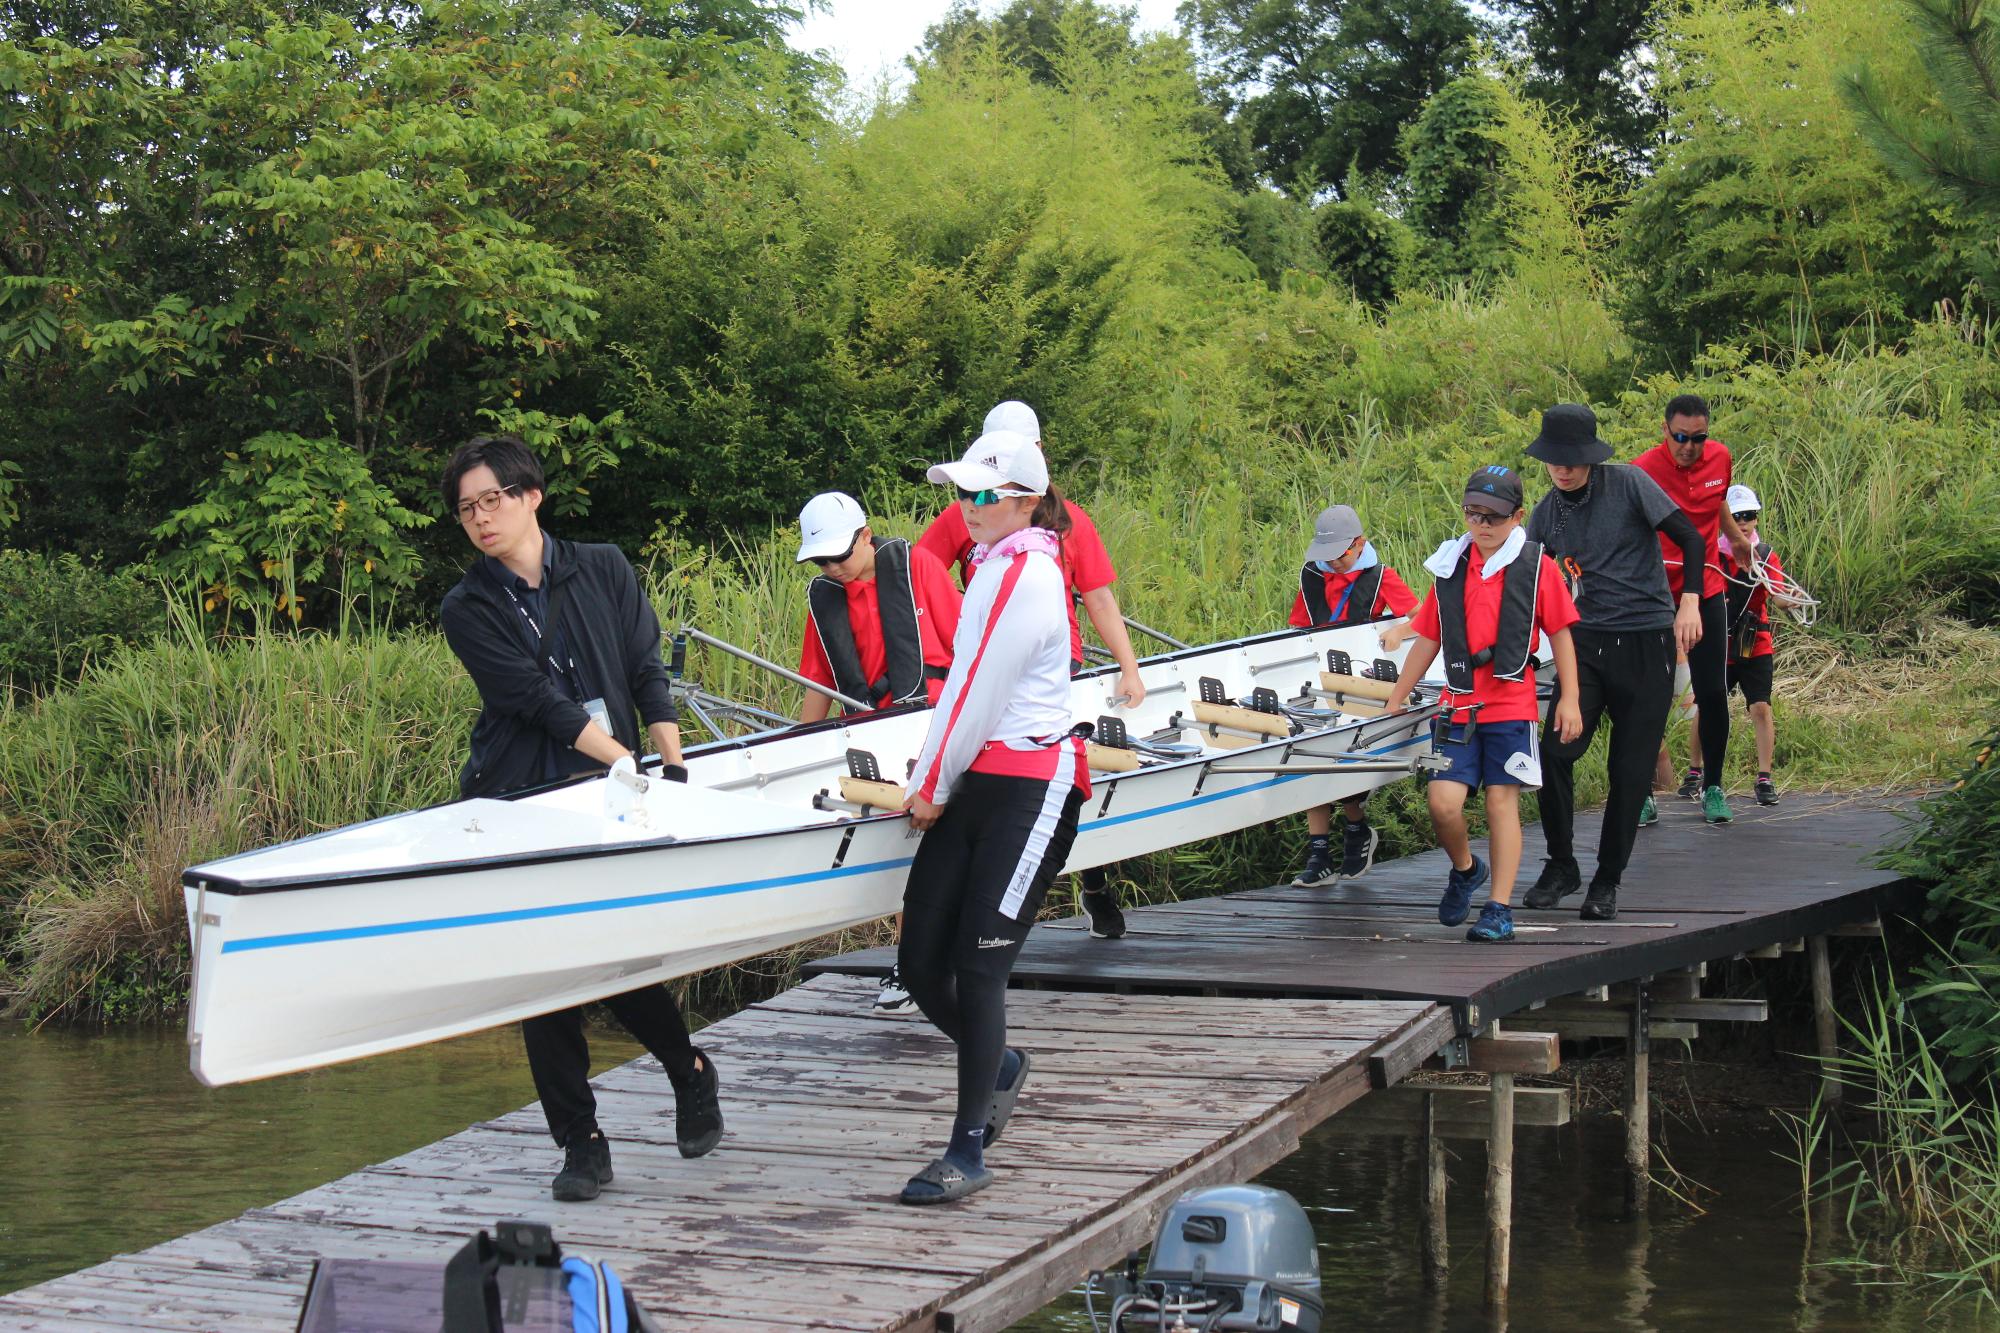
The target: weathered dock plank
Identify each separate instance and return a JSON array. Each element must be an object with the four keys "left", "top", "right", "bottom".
[
  {"left": 809, "top": 792, "right": 1917, "bottom": 1029},
  {"left": 0, "top": 980, "right": 1448, "bottom": 1332}
]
